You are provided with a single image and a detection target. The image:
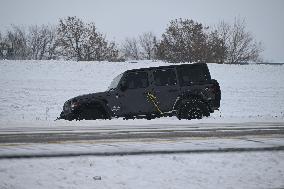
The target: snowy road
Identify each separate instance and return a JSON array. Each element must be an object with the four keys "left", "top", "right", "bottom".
[
  {"left": 1, "top": 125, "right": 283, "bottom": 189},
  {"left": 0, "top": 122, "right": 283, "bottom": 159},
  {"left": 0, "top": 122, "right": 283, "bottom": 143}
]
